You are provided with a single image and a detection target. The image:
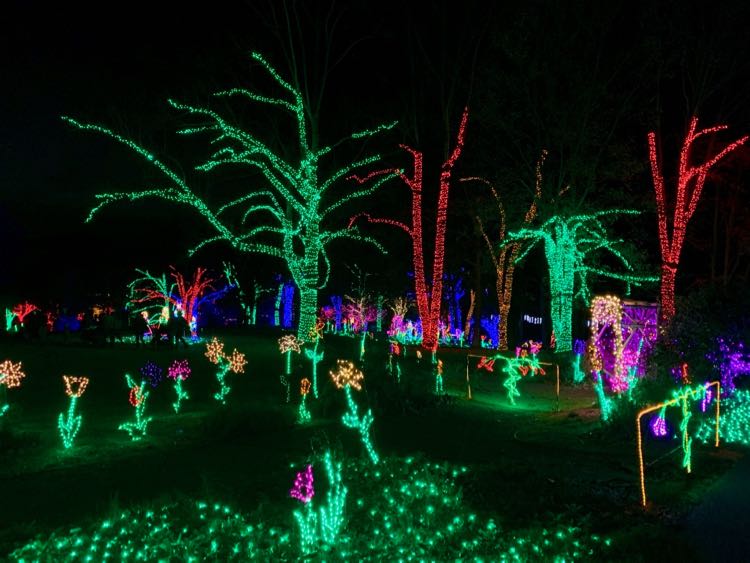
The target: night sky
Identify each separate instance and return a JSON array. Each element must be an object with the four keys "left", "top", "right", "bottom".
[{"left": 2, "top": 0, "right": 749, "bottom": 310}]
